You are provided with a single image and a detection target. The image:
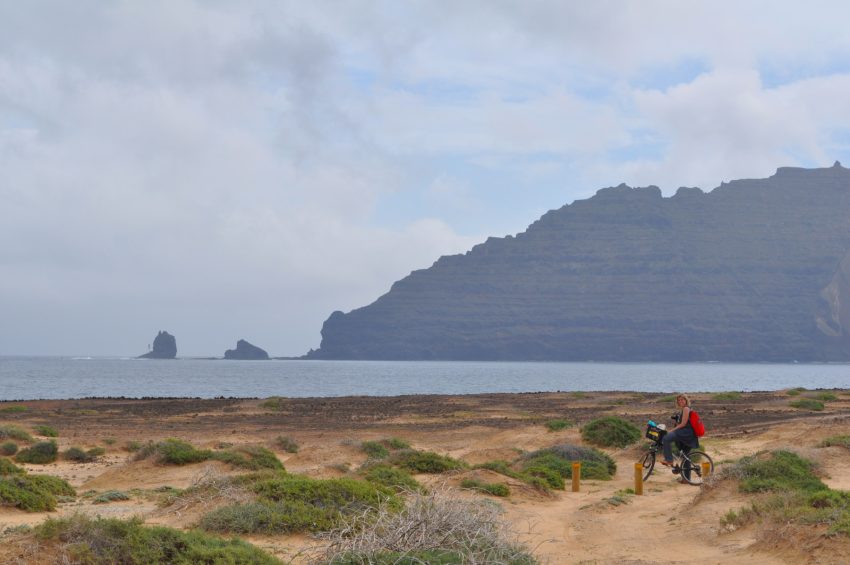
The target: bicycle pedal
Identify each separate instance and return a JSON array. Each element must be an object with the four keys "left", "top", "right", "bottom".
[{"left": 672, "top": 467, "right": 680, "bottom": 474}]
